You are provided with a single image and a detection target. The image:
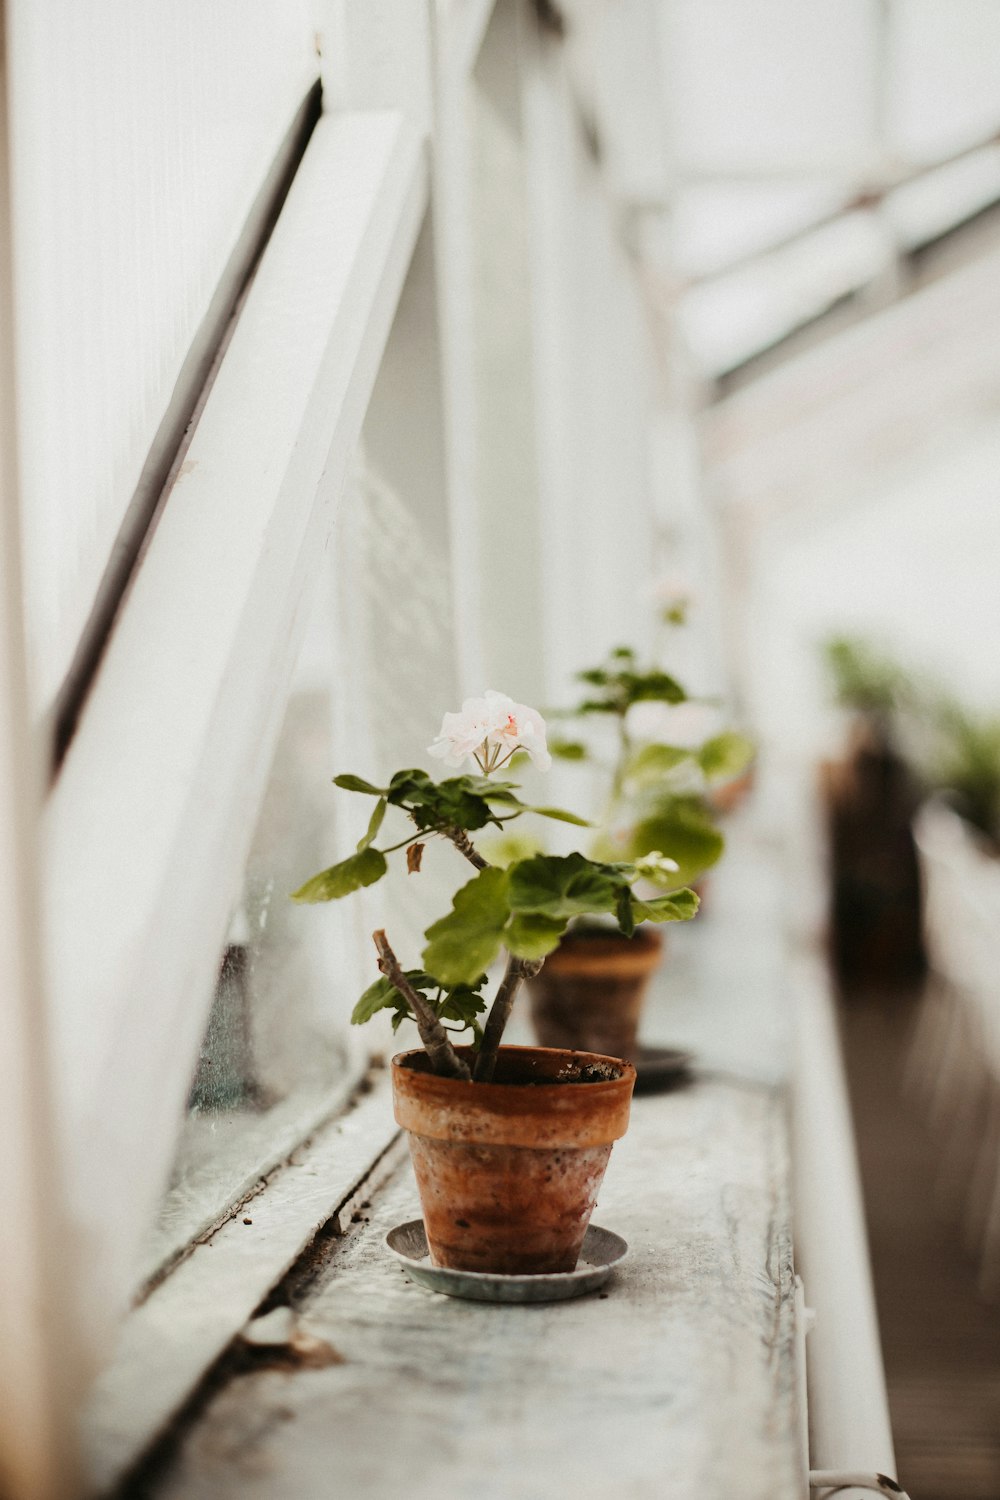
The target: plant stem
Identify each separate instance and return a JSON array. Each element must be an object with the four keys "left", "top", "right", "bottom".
[
  {"left": 473, "top": 951, "right": 544, "bottom": 1082},
  {"left": 443, "top": 826, "right": 489, "bottom": 870},
  {"left": 372, "top": 930, "right": 471, "bottom": 1080}
]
